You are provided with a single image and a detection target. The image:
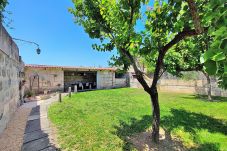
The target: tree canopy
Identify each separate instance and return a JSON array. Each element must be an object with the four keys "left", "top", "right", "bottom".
[
  {"left": 0, "top": 0, "right": 7, "bottom": 11},
  {"left": 70, "top": 0, "right": 227, "bottom": 142},
  {"left": 0, "top": 0, "right": 8, "bottom": 22}
]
